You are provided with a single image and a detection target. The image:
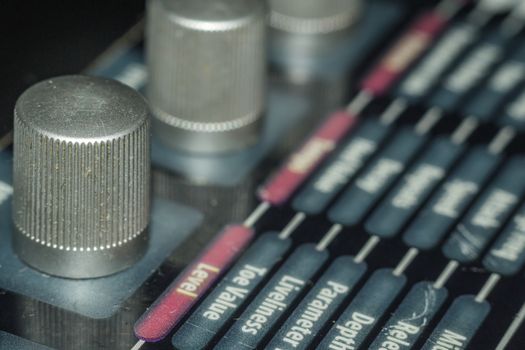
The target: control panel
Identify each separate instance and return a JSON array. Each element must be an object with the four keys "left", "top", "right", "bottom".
[{"left": 2, "top": 1, "right": 525, "bottom": 349}]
